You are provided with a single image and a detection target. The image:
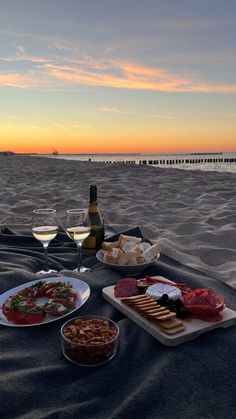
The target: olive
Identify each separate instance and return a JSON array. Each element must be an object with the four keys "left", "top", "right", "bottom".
[{"left": 160, "top": 294, "right": 169, "bottom": 302}]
